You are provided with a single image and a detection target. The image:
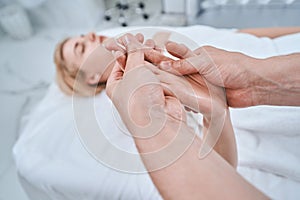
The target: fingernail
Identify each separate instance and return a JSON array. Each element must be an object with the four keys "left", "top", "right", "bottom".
[
  {"left": 165, "top": 41, "right": 172, "bottom": 46},
  {"left": 160, "top": 61, "right": 171, "bottom": 71}
]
